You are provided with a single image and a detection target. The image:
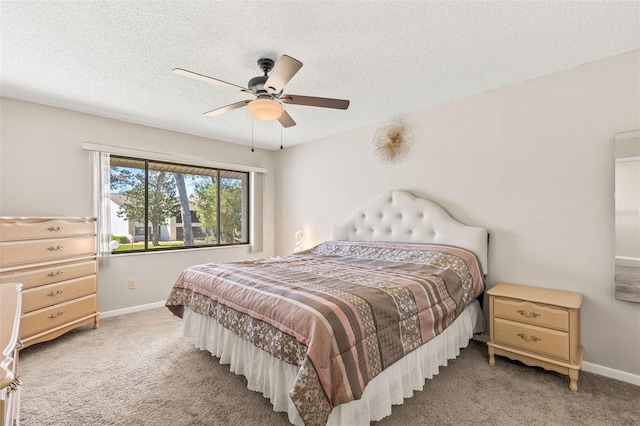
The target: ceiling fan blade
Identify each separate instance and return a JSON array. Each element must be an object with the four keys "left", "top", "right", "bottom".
[
  {"left": 264, "top": 55, "right": 303, "bottom": 95},
  {"left": 173, "top": 68, "right": 254, "bottom": 94},
  {"left": 280, "top": 94, "right": 350, "bottom": 110},
  {"left": 277, "top": 109, "right": 296, "bottom": 128},
  {"left": 203, "top": 100, "right": 251, "bottom": 117}
]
